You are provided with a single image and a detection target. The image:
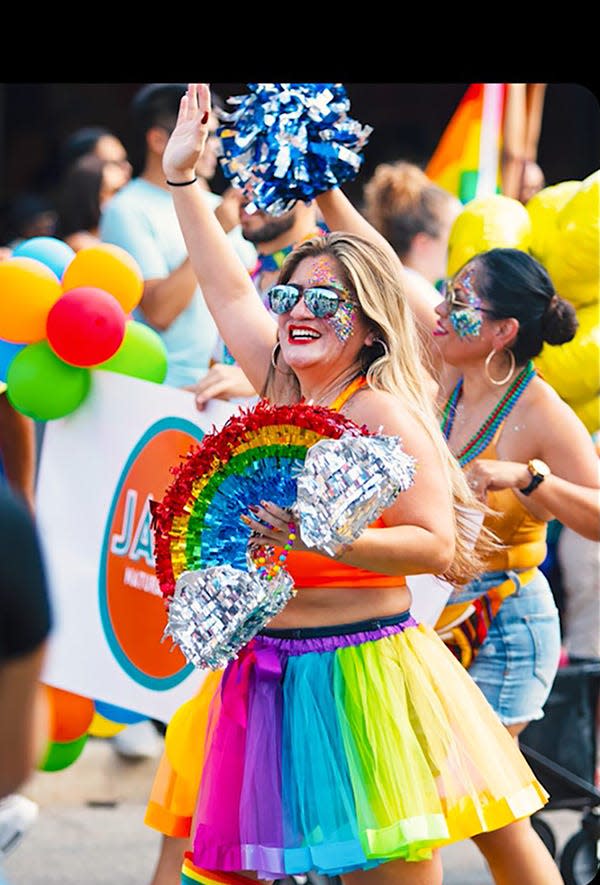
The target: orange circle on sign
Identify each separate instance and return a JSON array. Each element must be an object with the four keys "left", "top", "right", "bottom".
[{"left": 100, "top": 420, "right": 203, "bottom": 685}]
